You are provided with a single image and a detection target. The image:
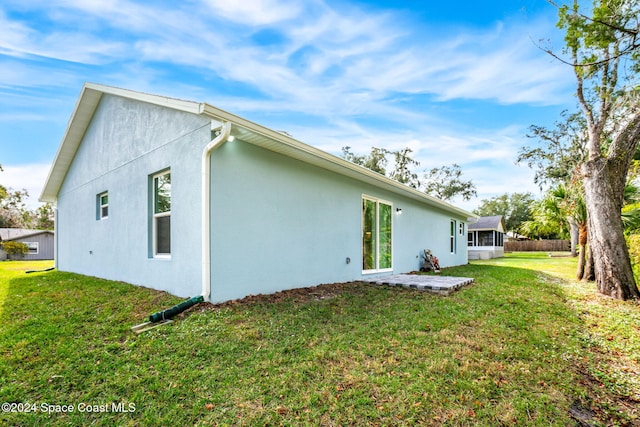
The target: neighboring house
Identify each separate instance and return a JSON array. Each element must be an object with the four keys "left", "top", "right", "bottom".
[
  {"left": 40, "top": 83, "right": 476, "bottom": 303},
  {"left": 467, "top": 215, "right": 505, "bottom": 260},
  {"left": 0, "top": 228, "right": 55, "bottom": 260}
]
